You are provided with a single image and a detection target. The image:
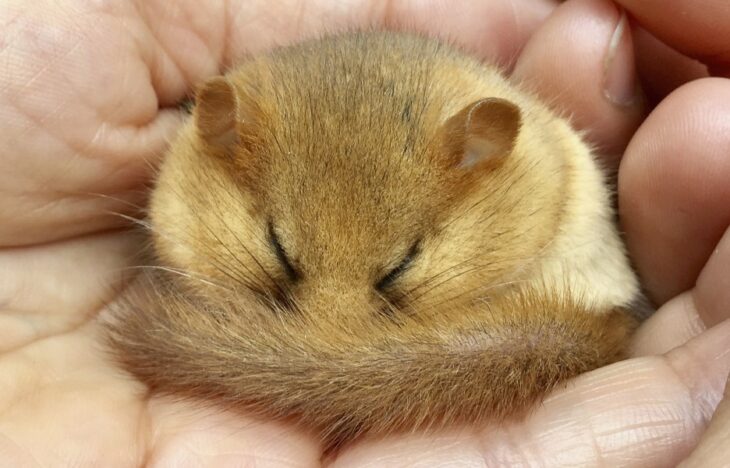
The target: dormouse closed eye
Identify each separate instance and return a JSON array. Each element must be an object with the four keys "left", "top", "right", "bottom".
[
  {"left": 375, "top": 241, "right": 420, "bottom": 292},
  {"left": 267, "top": 223, "right": 300, "bottom": 282}
]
